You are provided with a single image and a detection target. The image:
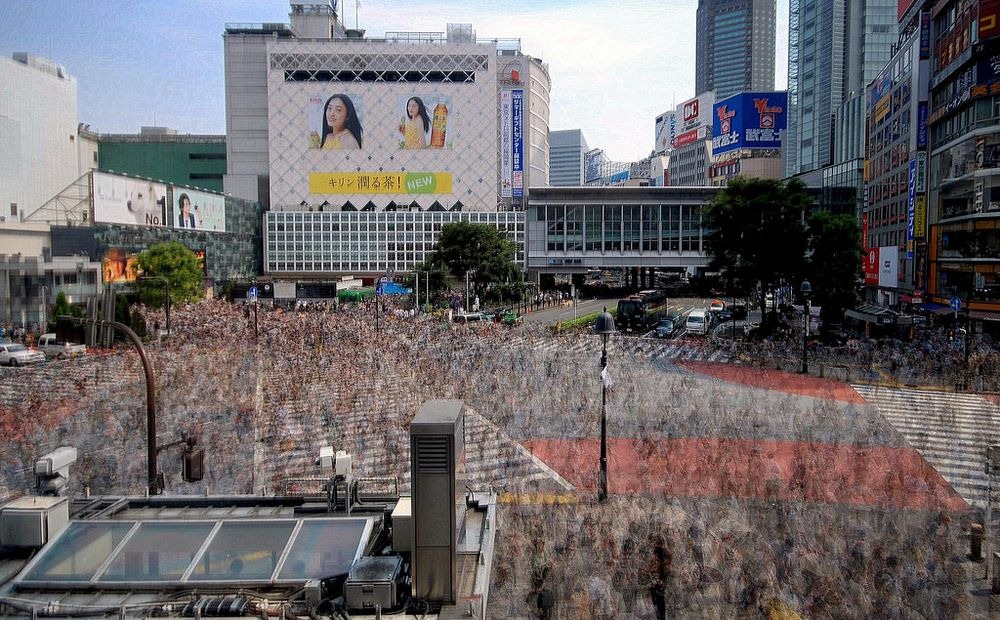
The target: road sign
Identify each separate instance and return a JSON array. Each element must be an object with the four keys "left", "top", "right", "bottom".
[
  {"left": 247, "top": 286, "right": 258, "bottom": 301},
  {"left": 950, "top": 296, "right": 962, "bottom": 312}
]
